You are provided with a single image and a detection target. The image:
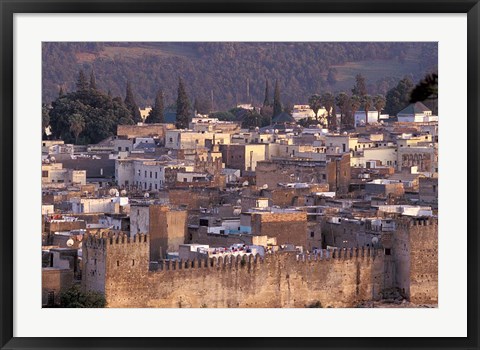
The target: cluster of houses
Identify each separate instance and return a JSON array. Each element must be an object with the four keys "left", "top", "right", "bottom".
[{"left": 41, "top": 100, "right": 438, "bottom": 306}]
